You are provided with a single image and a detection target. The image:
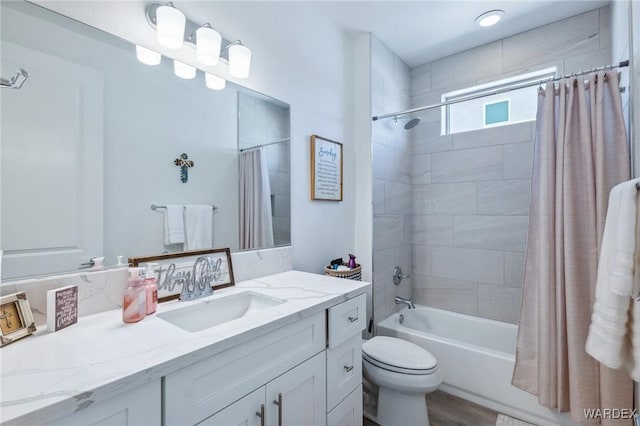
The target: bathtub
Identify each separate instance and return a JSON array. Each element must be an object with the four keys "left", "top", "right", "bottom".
[{"left": 377, "top": 306, "right": 578, "bottom": 426}]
